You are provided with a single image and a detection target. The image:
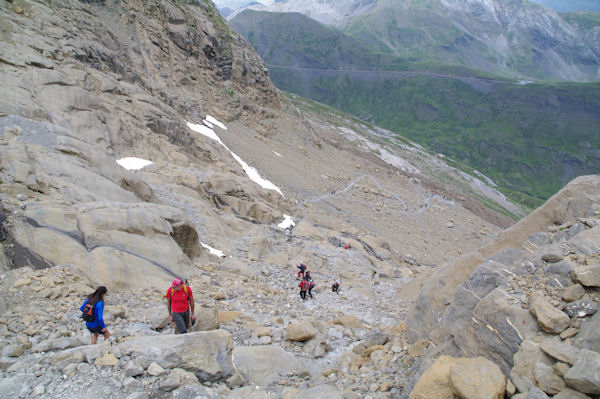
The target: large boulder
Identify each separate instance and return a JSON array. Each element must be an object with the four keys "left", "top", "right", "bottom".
[
  {"left": 232, "top": 345, "right": 309, "bottom": 385},
  {"left": 404, "top": 175, "right": 600, "bottom": 345},
  {"left": 12, "top": 203, "right": 199, "bottom": 291},
  {"left": 572, "top": 264, "right": 600, "bottom": 287},
  {"left": 564, "top": 349, "right": 600, "bottom": 395},
  {"left": 573, "top": 310, "right": 600, "bottom": 352},
  {"left": 411, "top": 356, "right": 505, "bottom": 399},
  {"left": 529, "top": 294, "right": 570, "bottom": 334},
  {"left": 118, "top": 330, "right": 234, "bottom": 381},
  {"left": 190, "top": 307, "right": 219, "bottom": 332},
  {"left": 286, "top": 320, "right": 317, "bottom": 341},
  {"left": 449, "top": 357, "right": 506, "bottom": 399}
]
